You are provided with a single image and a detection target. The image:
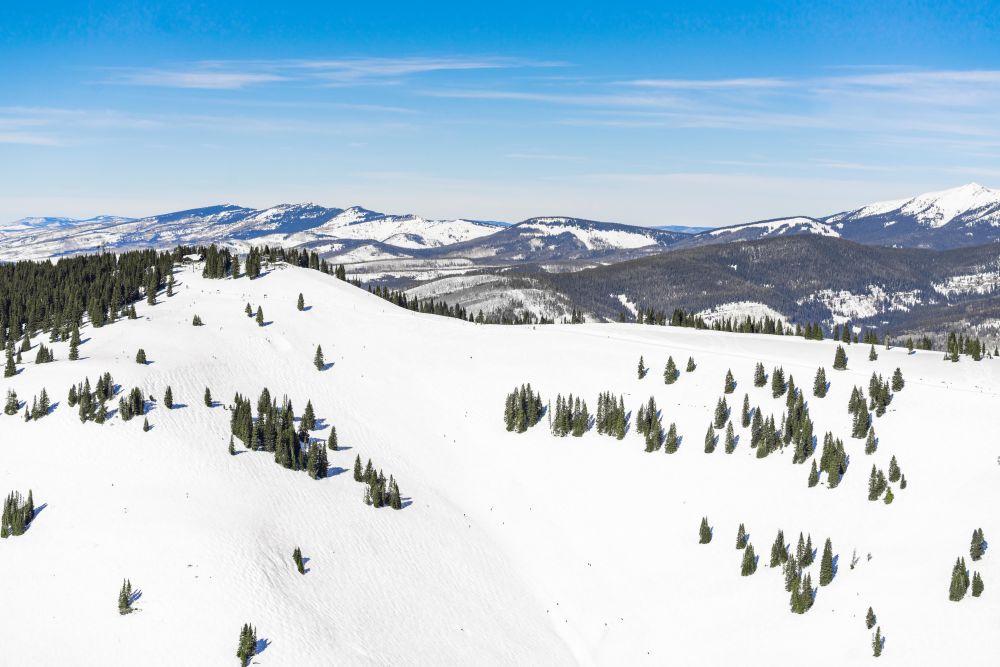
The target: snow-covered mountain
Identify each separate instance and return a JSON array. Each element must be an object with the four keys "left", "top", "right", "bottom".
[
  {"left": 0, "top": 203, "right": 507, "bottom": 261},
  {"left": 3, "top": 260, "right": 997, "bottom": 664},
  {"left": 686, "top": 184, "right": 1000, "bottom": 250}
]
